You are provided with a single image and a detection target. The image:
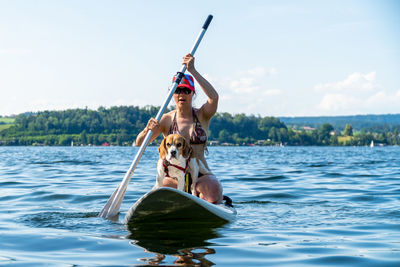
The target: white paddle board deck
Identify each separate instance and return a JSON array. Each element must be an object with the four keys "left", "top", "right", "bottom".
[{"left": 124, "top": 187, "right": 236, "bottom": 224}]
